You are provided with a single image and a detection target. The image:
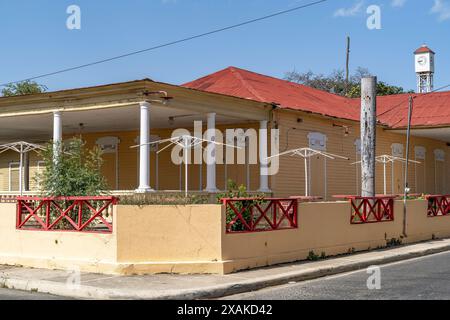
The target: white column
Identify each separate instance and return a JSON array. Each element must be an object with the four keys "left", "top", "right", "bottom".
[
  {"left": 53, "top": 111, "right": 62, "bottom": 143},
  {"left": 53, "top": 111, "right": 63, "bottom": 163},
  {"left": 205, "top": 113, "right": 218, "bottom": 192},
  {"left": 136, "top": 101, "right": 154, "bottom": 193},
  {"left": 258, "top": 120, "right": 271, "bottom": 193}
]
